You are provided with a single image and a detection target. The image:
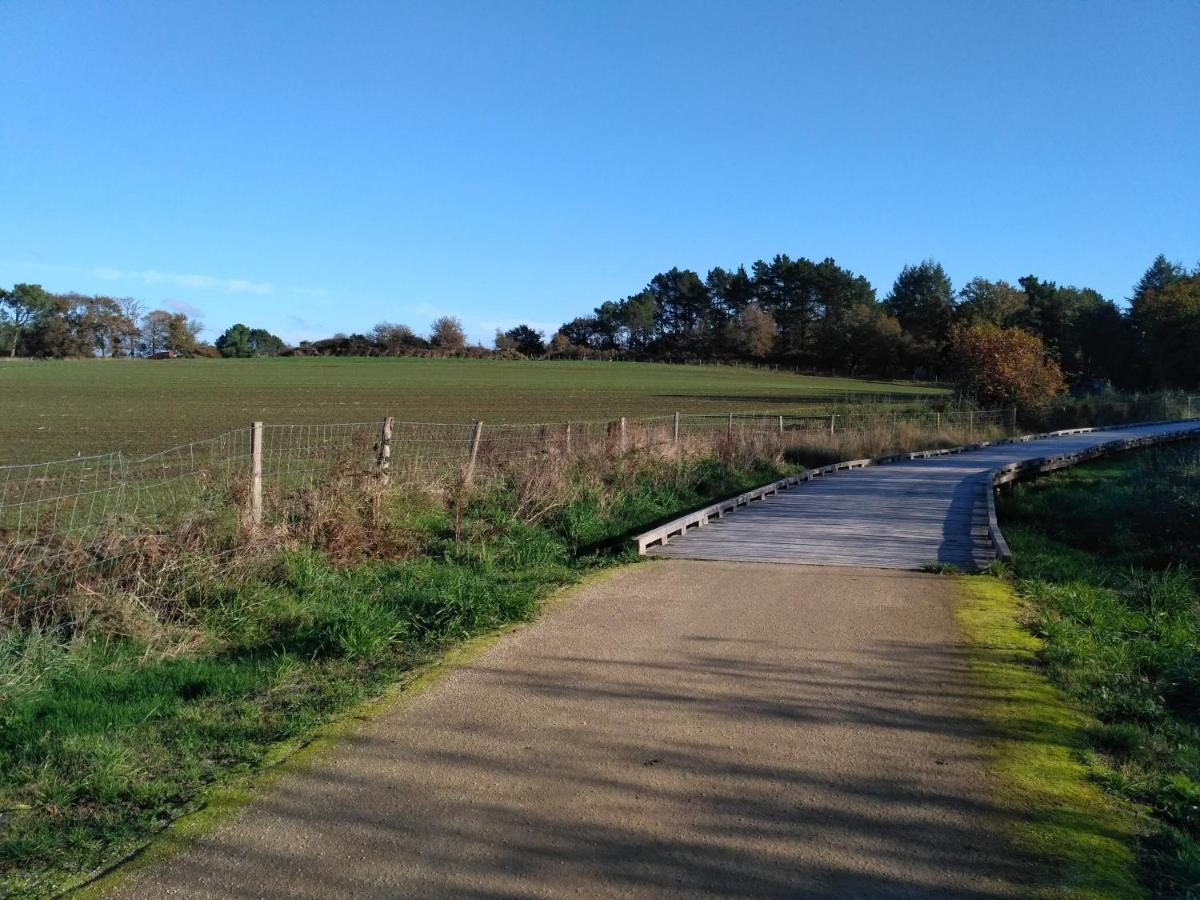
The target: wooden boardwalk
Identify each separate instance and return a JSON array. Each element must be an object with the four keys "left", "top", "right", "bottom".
[{"left": 651, "top": 421, "right": 1200, "bottom": 571}]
